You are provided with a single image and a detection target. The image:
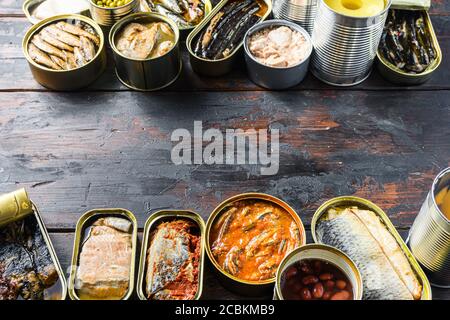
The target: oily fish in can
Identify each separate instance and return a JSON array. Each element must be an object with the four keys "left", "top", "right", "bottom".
[
  {"left": 23, "top": 0, "right": 90, "bottom": 24},
  {"left": 207, "top": 194, "right": 305, "bottom": 284},
  {"left": 312, "top": 196, "right": 431, "bottom": 300},
  {"left": 69, "top": 209, "right": 137, "bottom": 300},
  {"left": 137, "top": 211, "right": 204, "bottom": 300},
  {"left": 0, "top": 189, "right": 67, "bottom": 300}
]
